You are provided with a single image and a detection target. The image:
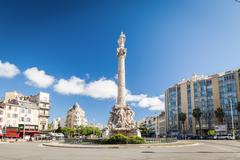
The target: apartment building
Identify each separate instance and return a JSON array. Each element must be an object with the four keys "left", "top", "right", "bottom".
[{"left": 165, "top": 69, "right": 240, "bottom": 136}]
